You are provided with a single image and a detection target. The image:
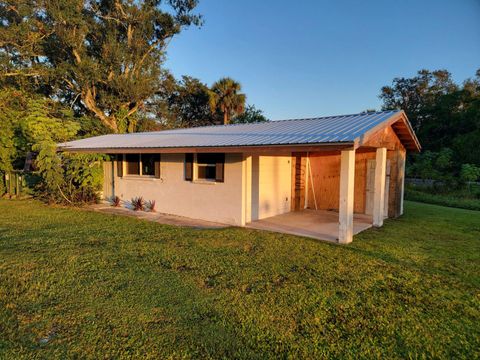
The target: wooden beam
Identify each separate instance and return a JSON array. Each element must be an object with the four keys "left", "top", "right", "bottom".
[
  {"left": 373, "top": 147, "right": 387, "bottom": 227},
  {"left": 338, "top": 149, "right": 355, "bottom": 244}
]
